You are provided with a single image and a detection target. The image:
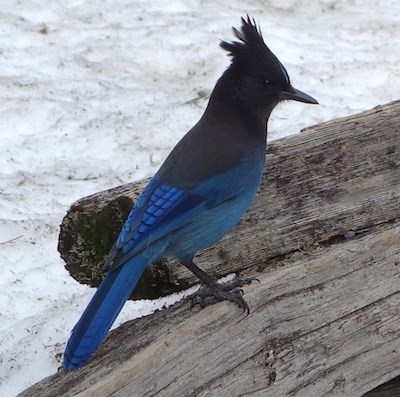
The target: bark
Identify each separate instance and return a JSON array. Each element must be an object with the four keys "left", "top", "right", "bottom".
[{"left": 20, "top": 222, "right": 400, "bottom": 397}]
